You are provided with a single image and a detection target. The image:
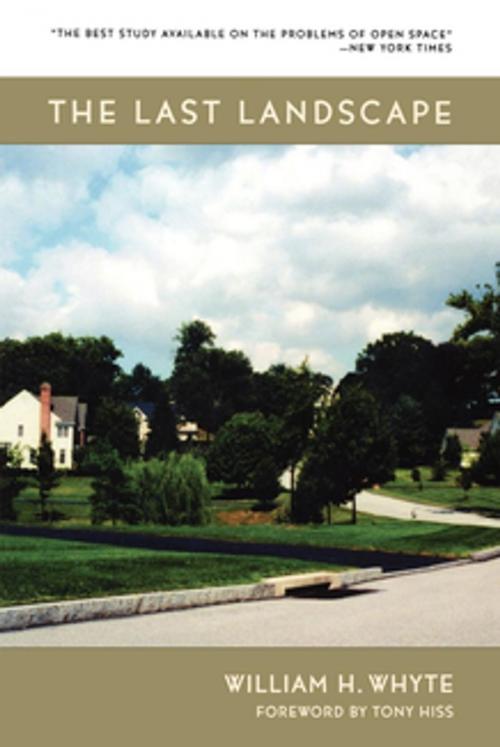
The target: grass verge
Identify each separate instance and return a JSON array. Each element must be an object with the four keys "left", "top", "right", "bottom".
[{"left": 0, "top": 534, "right": 345, "bottom": 608}]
